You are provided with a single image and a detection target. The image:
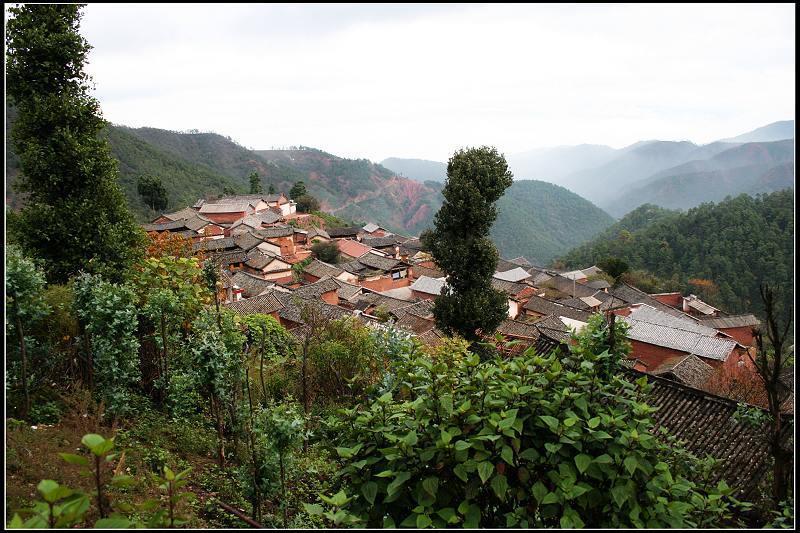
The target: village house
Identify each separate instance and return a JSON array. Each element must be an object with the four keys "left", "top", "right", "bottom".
[
  {"left": 243, "top": 250, "right": 293, "bottom": 282},
  {"left": 698, "top": 314, "right": 761, "bottom": 346},
  {"left": 340, "top": 252, "right": 412, "bottom": 292},
  {"left": 336, "top": 239, "right": 375, "bottom": 261},
  {"left": 361, "top": 222, "right": 388, "bottom": 237}
]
